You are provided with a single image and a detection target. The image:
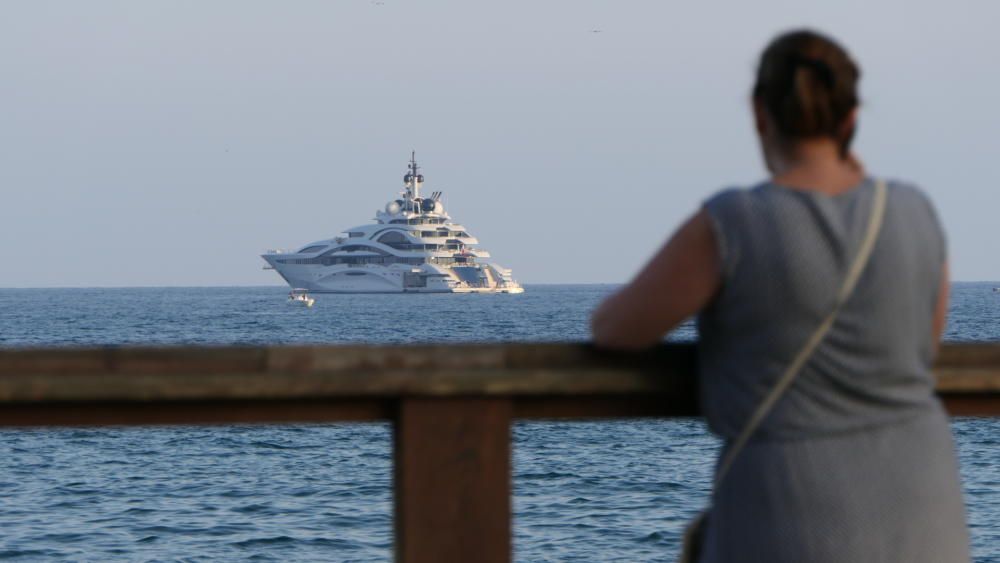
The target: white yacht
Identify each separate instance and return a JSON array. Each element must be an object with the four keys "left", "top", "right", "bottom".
[{"left": 262, "top": 154, "right": 524, "bottom": 294}]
